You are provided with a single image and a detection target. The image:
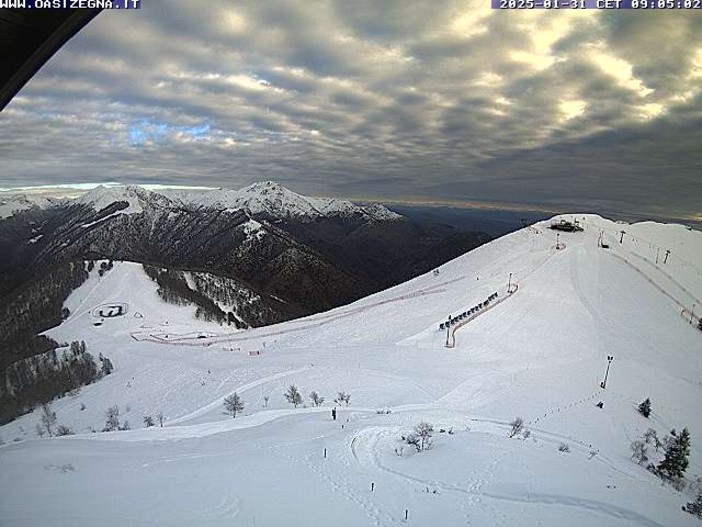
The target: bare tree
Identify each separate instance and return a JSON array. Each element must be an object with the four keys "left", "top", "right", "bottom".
[
  {"left": 643, "top": 428, "right": 662, "bottom": 452},
  {"left": 414, "top": 421, "right": 434, "bottom": 451},
  {"left": 103, "top": 405, "right": 120, "bottom": 432},
  {"left": 403, "top": 422, "right": 435, "bottom": 452},
  {"left": 404, "top": 432, "right": 421, "bottom": 451},
  {"left": 40, "top": 403, "right": 57, "bottom": 437},
  {"left": 143, "top": 415, "right": 155, "bottom": 427},
  {"left": 309, "top": 391, "right": 324, "bottom": 407},
  {"left": 508, "top": 417, "right": 524, "bottom": 438},
  {"left": 284, "top": 385, "right": 303, "bottom": 408},
  {"left": 156, "top": 411, "right": 164, "bottom": 427},
  {"left": 334, "top": 391, "right": 351, "bottom": 406},
  {"left": 224, "top": 392, "right": 245, "bottom": 418},
  {"left": 55, "top": 425, "right": 74, "bottom": 436},
  {"left": 630, "top": 440, "right": 648, "bottom": 464}
]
